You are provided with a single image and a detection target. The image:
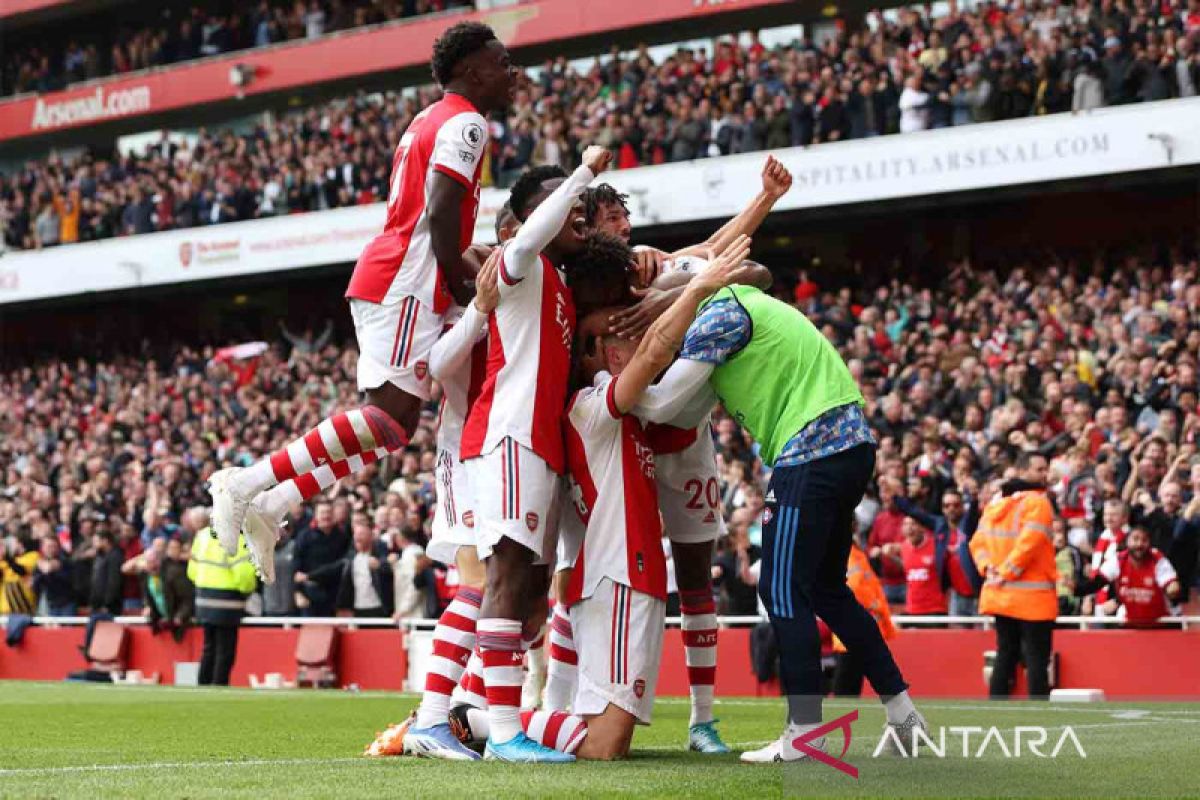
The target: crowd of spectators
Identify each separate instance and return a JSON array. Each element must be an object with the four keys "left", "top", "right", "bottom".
[
  {"left": 1, "top": 0, "right": 471, "bottom": 99},
  {"left": 3, "top": 240, "right": 1199, "bottom": 628},
  {"left": 6, "top": 0, "right": 1200, "bottom": 251}
]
